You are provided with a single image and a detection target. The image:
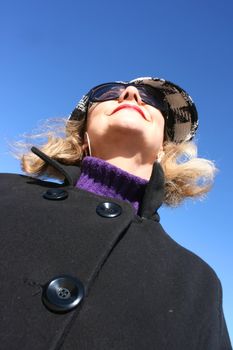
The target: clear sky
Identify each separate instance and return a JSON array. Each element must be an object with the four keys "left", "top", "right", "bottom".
[{"left": 0, "top": 0, "right": 232, "bottom": 342}]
